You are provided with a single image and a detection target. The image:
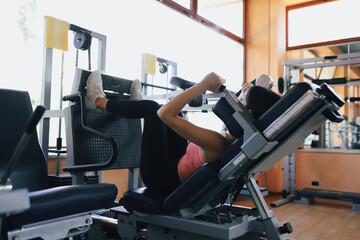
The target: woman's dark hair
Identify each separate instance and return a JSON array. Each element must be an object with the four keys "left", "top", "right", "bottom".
[{"left": 247, "top": 86, "right": 281, "bottom": 120}]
